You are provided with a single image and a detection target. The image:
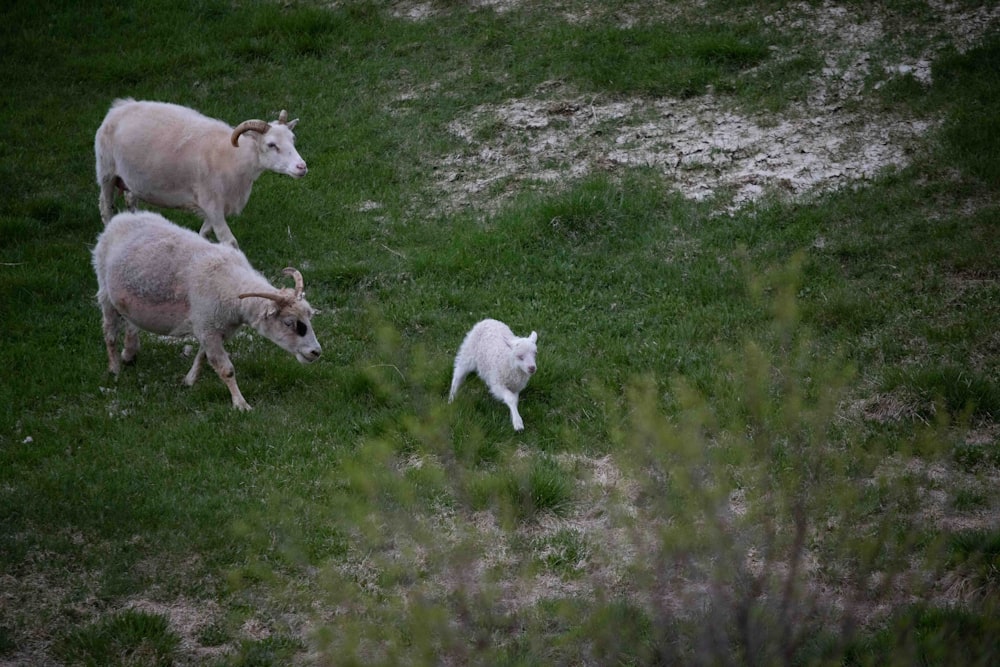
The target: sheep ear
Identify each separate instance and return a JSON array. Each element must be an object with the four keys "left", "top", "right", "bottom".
[
  {"left": 529, "top": 331, "right": 538, "bottom": 343},
  {"left": 286, "top": 118, "right": 299, "bottom": 130}
]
